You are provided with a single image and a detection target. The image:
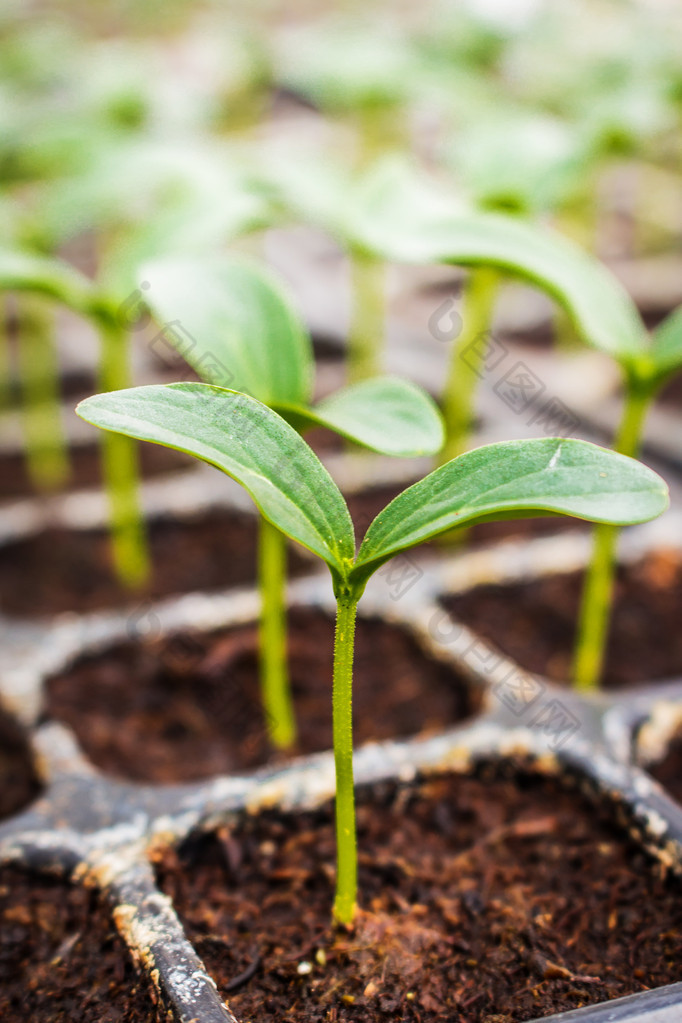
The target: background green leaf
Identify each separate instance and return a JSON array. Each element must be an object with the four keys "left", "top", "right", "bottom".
[
  {"left": 140, "top": 254, "right": 313, "bottom": 409},
  {"left": 77, "top": 383, "right": 354, "bottom": 577},
  {"left": 359, "top": 197, "right": 648, "bottom": 367},
  {"left": 351, "top": 438, "right": 668, "bottom": 585},
  {"left": 275, "top": 377, "right": 444, "bottom": 456},
  {"left": 274, "top": 20, "right": 418, "bottom": 112},
  {"left": 0, "top": 246, "right": 95, "bottom": 316},
  {"left": 446, "top": 110, "right": 589, "bottom": 215},
  {"left": 648, "top": 303, "right": 682, "bottom": 386}
]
